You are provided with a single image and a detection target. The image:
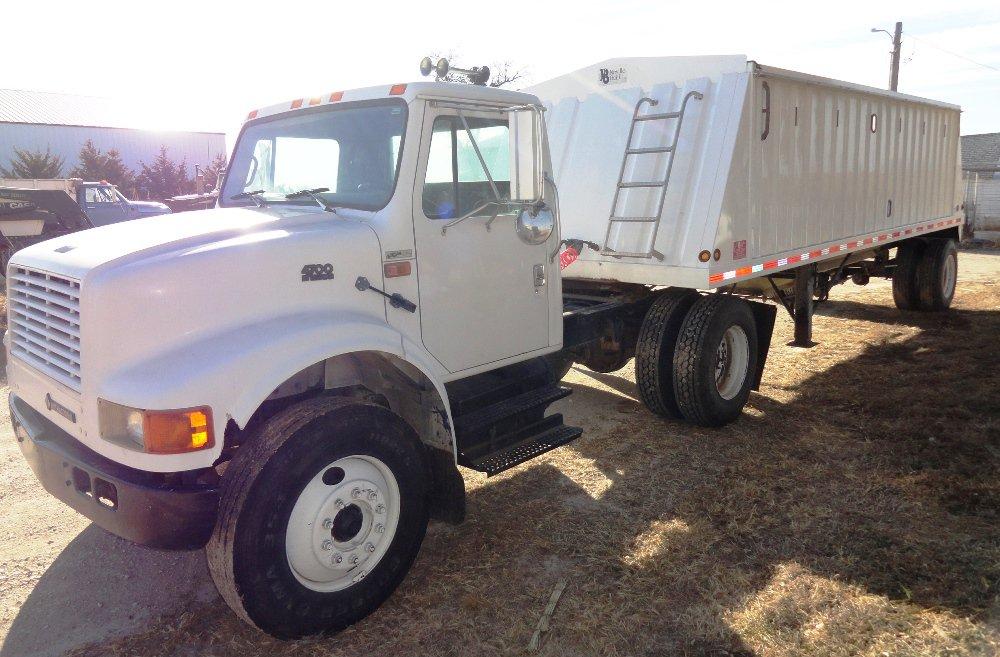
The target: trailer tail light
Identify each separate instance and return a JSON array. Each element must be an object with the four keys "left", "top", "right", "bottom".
[
  {"left": 389, "top": 84, "right": 407, "bottom": 95},
  {"left": 143, "top": 408, "right": 214, "bottom": 454},
  {"left": 384, "top": 261, "right": 412, "bottom": 278}
]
